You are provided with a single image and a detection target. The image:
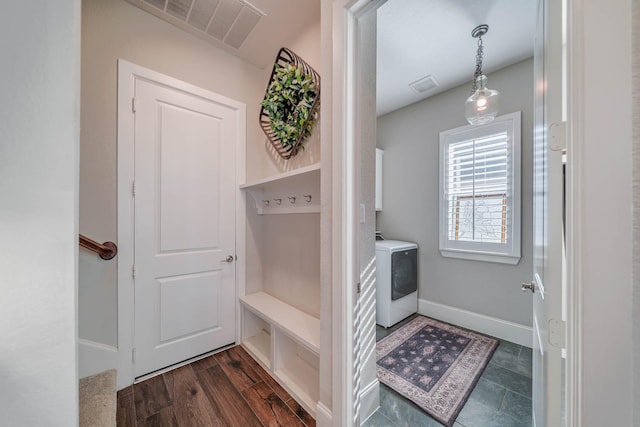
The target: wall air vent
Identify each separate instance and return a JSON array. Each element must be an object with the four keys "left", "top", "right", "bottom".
[
  {"left": 130, "top": 0, "right": 265, "bottom": 50},
  {"left": 409, "top": 75, "right": 439, "bottom": 94}
]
